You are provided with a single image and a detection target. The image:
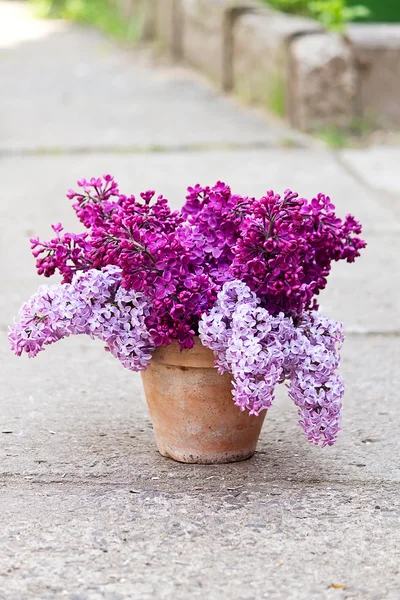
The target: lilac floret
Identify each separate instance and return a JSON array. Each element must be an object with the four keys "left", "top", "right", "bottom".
[
  {"left": 9, "top": 266, "right": 154, "bottom": 371},
  {"left": 200, "top": 281, "right": 345, "bottom": 447}
]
